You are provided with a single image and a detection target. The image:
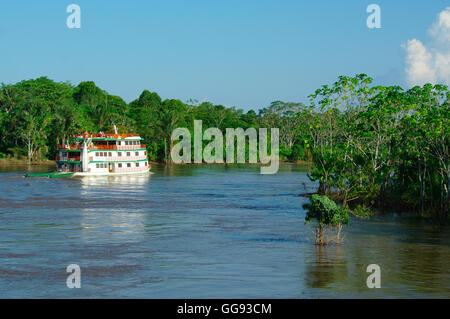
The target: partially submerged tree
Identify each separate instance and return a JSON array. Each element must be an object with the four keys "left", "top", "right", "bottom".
[{"left": 304, "top": 194, "right": 349, "bottom": 245}]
